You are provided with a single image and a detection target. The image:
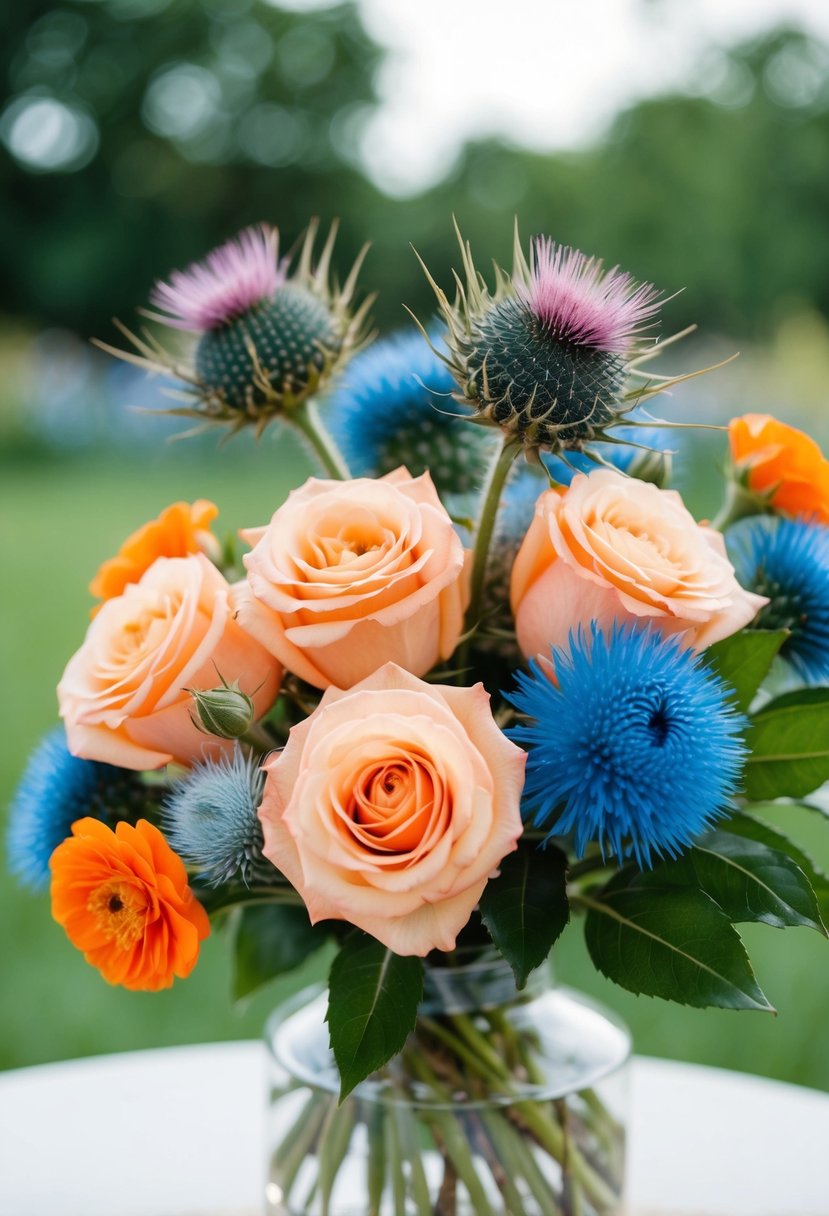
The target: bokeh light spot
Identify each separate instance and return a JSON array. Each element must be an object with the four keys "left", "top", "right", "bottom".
[
  {"left": 1, "top": 95, "right": 99, "bottom": 172},
  {"left": 142, "top": 64, "right": 221, "bottom": 140}
]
